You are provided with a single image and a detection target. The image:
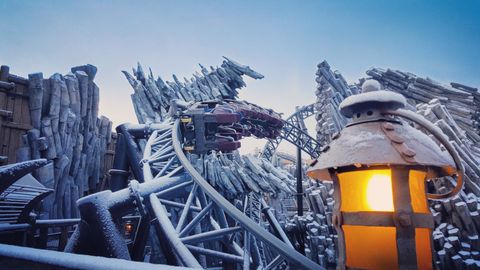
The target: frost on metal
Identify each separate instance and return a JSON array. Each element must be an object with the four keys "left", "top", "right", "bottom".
[{"left": 0, "top": 243, "right": 193, "bottom": 270}]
